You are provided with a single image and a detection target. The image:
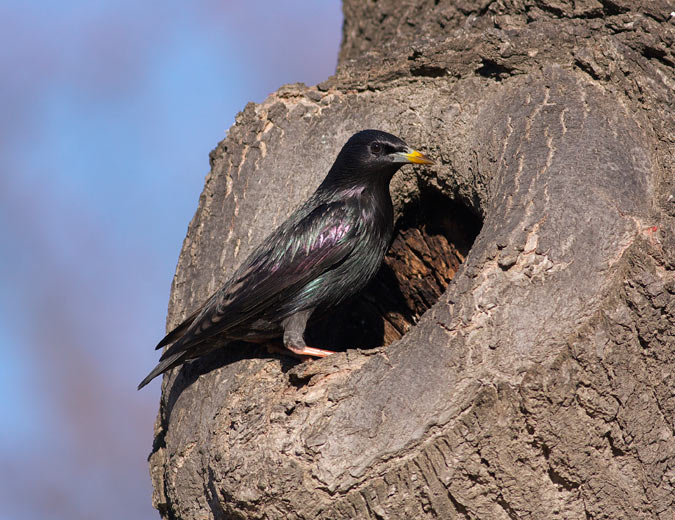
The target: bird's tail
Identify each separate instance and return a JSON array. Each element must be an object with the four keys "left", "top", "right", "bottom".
[{"left": 137, "top": 351, "right": 187, "bottom": 390}]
